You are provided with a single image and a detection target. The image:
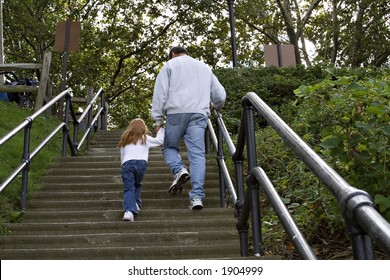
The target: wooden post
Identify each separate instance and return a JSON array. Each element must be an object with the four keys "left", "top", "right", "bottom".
[
  {"left": 34, "top": 51, "right": 52, "bottom": 111},
  {"left": 44, "top": 80, "right": 53, "bottom": 118}
]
